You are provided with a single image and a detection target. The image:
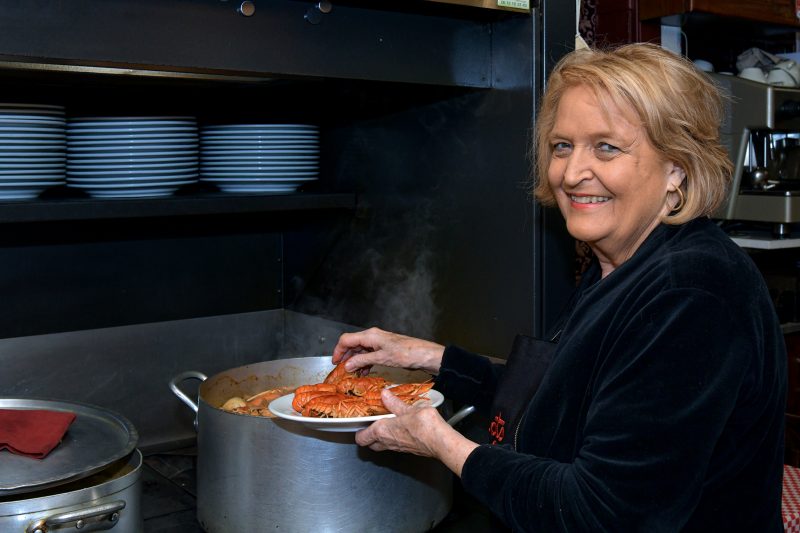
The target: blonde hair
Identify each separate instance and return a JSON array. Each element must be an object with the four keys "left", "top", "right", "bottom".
[{"left": 533, "top": 43, "right": 732, "bottom": 224}]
